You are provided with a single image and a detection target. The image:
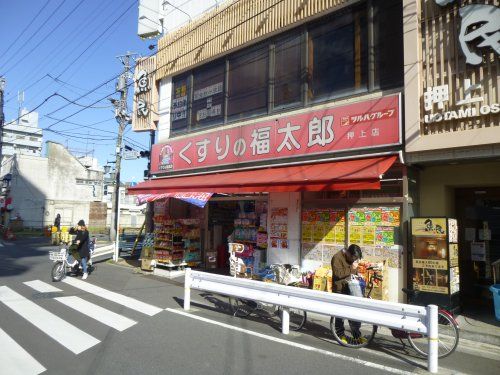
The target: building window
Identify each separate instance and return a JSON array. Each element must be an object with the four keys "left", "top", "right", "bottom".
[
  {"left": 171, "top": 75, "right": 190, "bottom": 133},
  {"left": 167, "top": 1, "right": 400, "bottom": 135},
  {"left": 274, "top": 33, "right": 302, "bottom": 109},
  {"left": 29, "top": 137, "right": 38, "bottom": 141},
  {"left": 227, "top": 44, "right": 268, "bottom": 119},
  {"left": 373, "top": 0, "right": 403, "bottom": 90},
  {"left": 192, "top": 62, "right": 225, "bottom": 129},
  {"left": 307, "top": 6, "right": 368, "bottom": 102}
]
